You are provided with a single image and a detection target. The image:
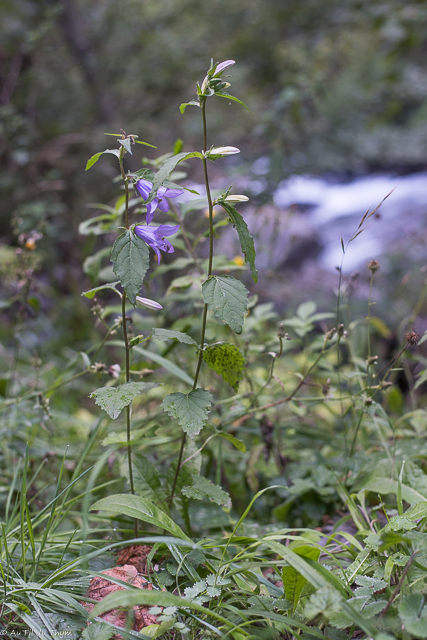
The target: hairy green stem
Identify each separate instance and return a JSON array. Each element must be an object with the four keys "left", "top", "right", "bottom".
[
  {"left": 168, "top": 97, "right": 214, "bottom": 506},
  {"left": 119, "top": 146, "right": 137, "bottom": 536}
]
